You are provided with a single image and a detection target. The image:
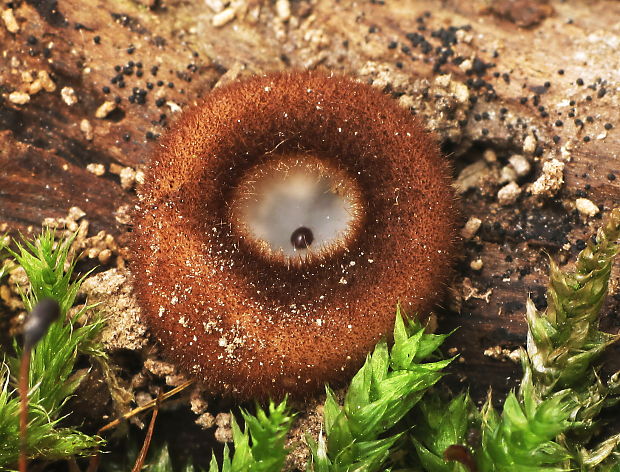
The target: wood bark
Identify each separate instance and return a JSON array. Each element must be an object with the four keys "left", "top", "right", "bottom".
[{"left": 0, "top": 0, "right": 619, "bottom": 402}]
